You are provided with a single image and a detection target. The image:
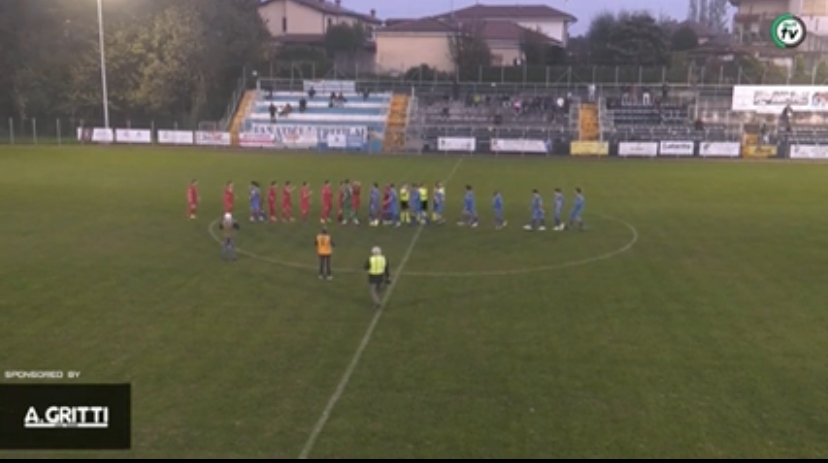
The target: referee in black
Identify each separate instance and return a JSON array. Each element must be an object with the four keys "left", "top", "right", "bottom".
[{"left": 365, "top": 246, "right": 391, "bottom": 309}]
